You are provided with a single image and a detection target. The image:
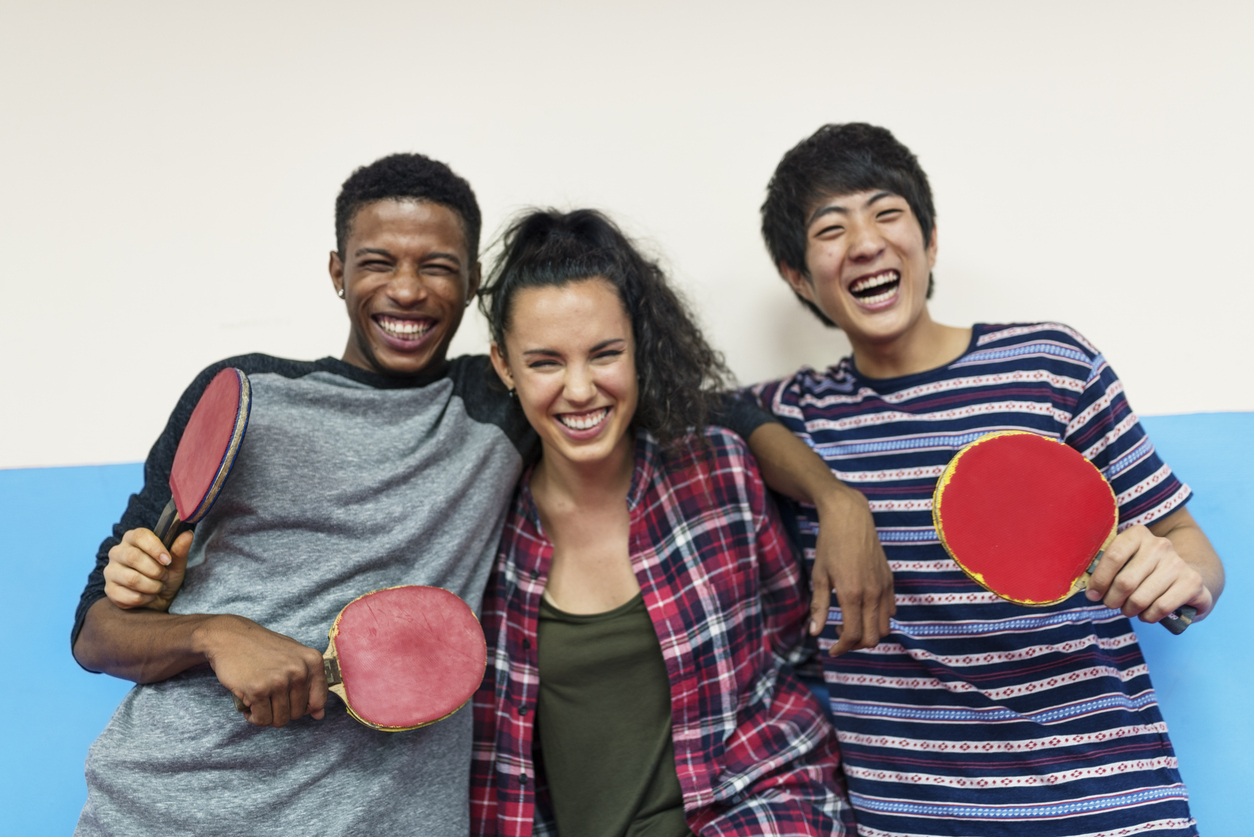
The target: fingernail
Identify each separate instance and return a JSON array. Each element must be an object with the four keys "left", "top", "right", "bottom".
[
  {"left": 159, "top": 553, "right": 171, "bottom": 566},
  {"left": 1085, "top": 589, "right": 1100, "bottom": 601},
  {"left": 810, "top": 619, "right": 820, "bottom": 634}
]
